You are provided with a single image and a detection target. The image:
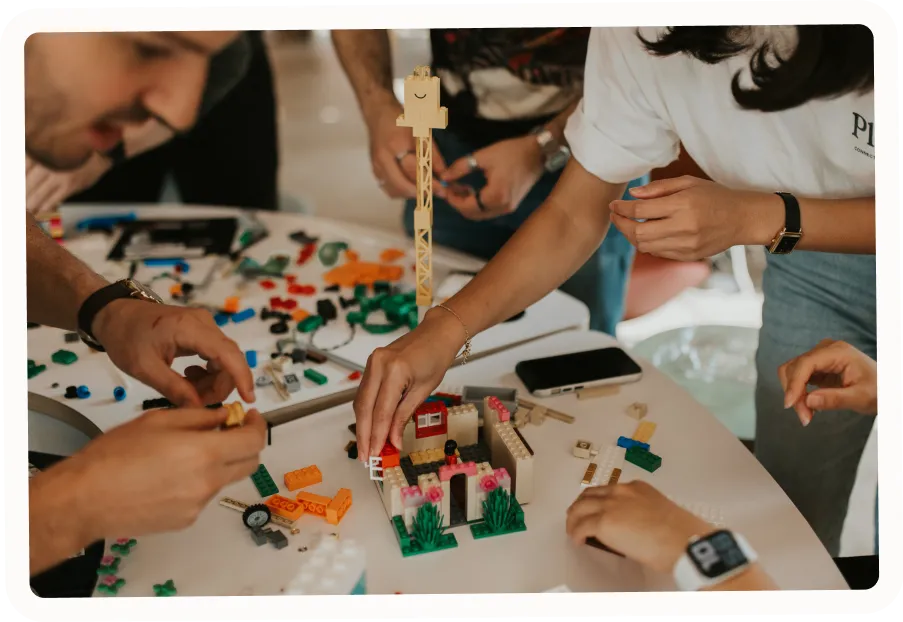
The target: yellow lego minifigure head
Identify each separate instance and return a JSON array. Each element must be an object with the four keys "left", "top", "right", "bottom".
[{"left": 396, "top": 66, "right": 448, "bottom": 138}]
